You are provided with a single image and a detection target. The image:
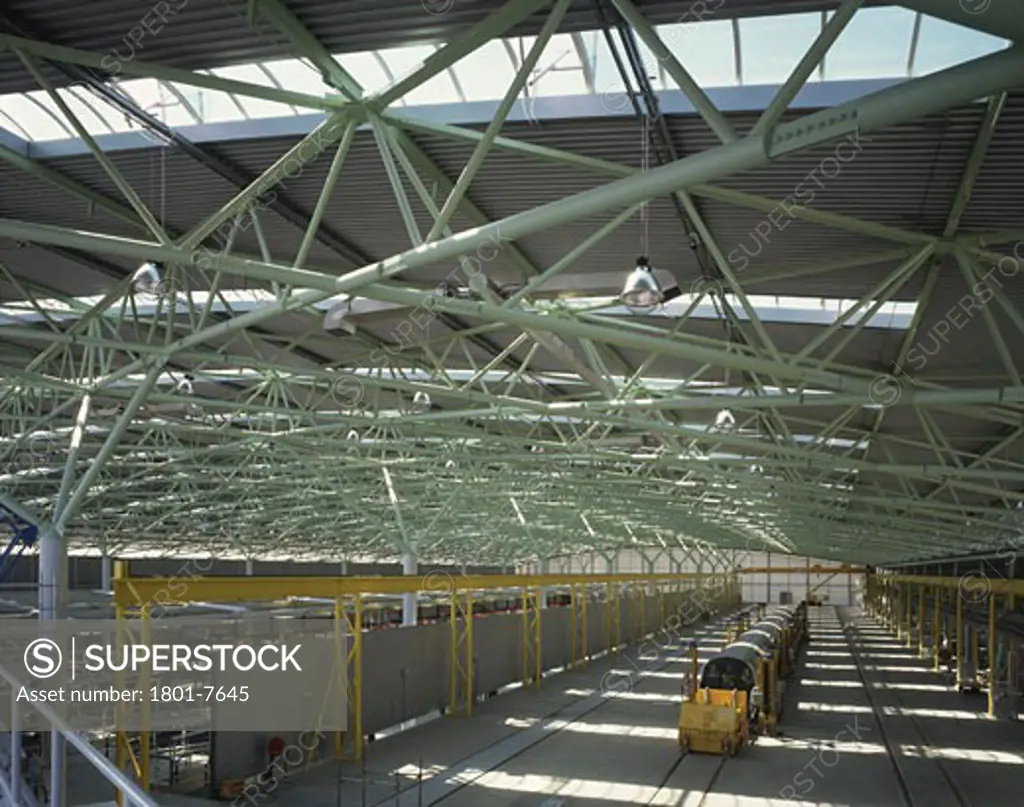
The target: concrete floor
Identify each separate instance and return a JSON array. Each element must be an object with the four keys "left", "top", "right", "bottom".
[
  {"left": 271, "top": 605, "right": 1022, "bottom": 807},
  {"left": 11, "top": 605, "right": 1023, "bottom": 807}
]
